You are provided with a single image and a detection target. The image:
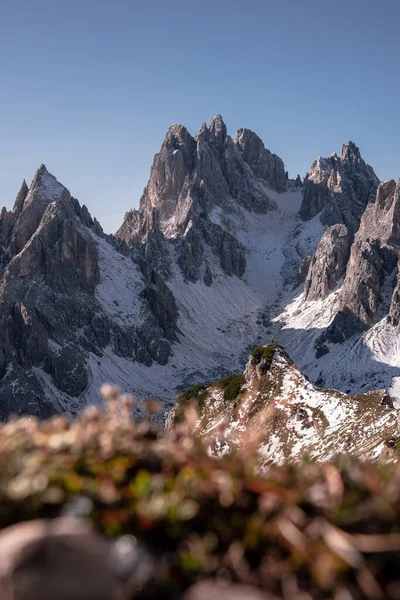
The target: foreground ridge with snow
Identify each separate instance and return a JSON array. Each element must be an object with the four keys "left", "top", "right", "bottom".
[
  {"left": 1, "top": 115, "right": 400, "bottom": 429},
  {"left": 169, "top": 344, "right": 399, "bottom": 465}
]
